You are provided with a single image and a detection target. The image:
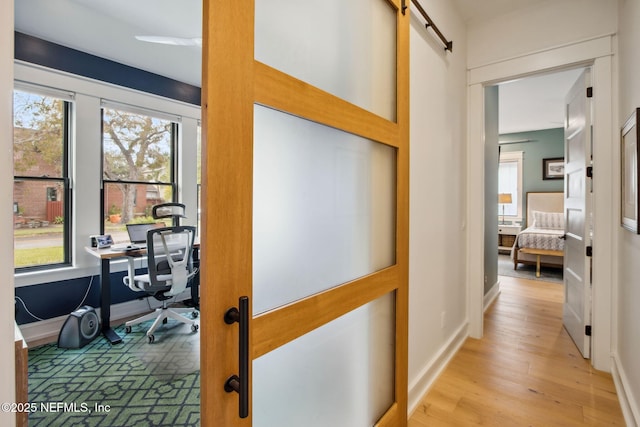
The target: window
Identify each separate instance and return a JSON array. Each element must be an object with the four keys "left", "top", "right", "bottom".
[
  {"left": 101, "top": 104, "right": 178, "bottom": 243},
  {"left": 13, "top": 88, "right": 72, "bottom": 270},
  {"left": 498, "top": 151, "right": 523, "bottom": 220}
]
